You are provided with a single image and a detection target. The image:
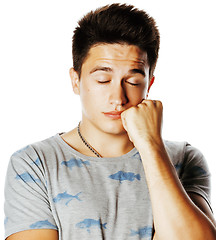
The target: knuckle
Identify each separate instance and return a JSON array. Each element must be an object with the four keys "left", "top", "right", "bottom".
[{"left": 158, "top": 100, "right": 163, "bottom": 108}]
